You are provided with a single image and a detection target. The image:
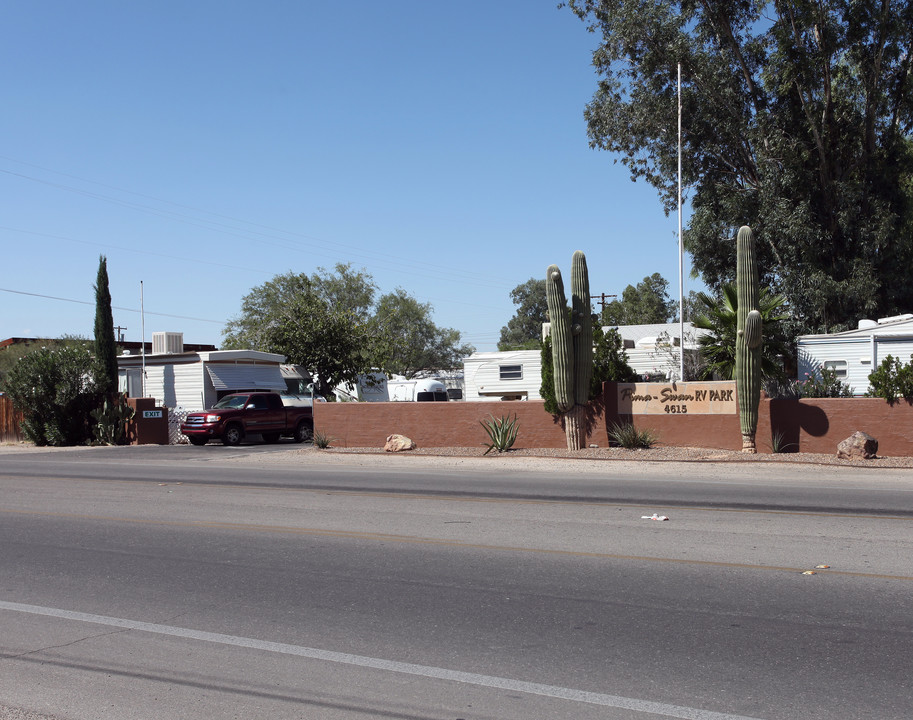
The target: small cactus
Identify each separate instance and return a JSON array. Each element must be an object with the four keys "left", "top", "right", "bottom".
[
  {"left": 734, "top": 226, "right": 762, "bottom": 452},
  {"left": 545, "top": 251, "right": 593, "bottom": 450}
]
